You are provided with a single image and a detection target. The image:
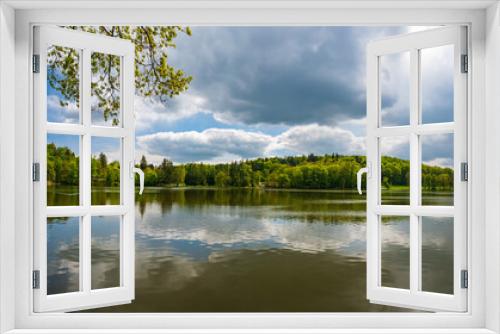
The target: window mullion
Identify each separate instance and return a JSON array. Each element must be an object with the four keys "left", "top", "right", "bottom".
[
  {"left": 409, "top": 48, "right": 420, "bottom": 293},
  {"left": 81, "top": 48, "right": 92, "bottom": 294}
]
